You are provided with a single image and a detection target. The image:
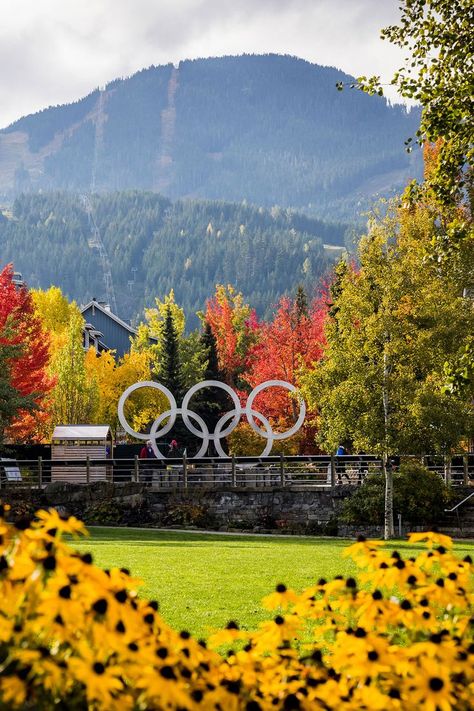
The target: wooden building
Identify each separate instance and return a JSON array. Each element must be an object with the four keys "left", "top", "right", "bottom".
[
  {"left": 51, "top": 425, "right": 112, "bottom": 483},
  {"left": 80, "top": 299, "right": 137, "bottom": 357}
]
